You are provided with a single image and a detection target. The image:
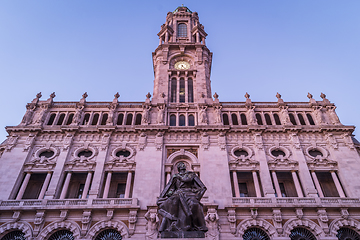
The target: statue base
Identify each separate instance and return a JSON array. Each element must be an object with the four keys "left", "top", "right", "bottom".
[{"left": 160, "top": 231, "right": 206, "bottom": 238}]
